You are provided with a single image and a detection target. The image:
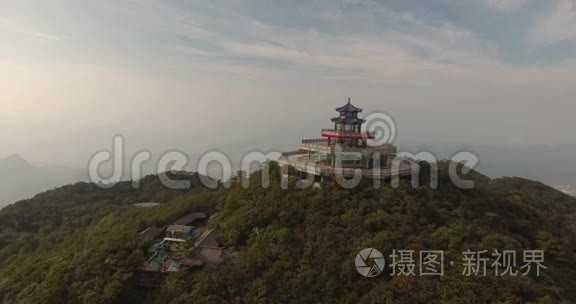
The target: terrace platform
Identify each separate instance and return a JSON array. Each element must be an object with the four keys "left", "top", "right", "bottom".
[{"left": 280, "top": 99, "right": 417, "bottom": 180}]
